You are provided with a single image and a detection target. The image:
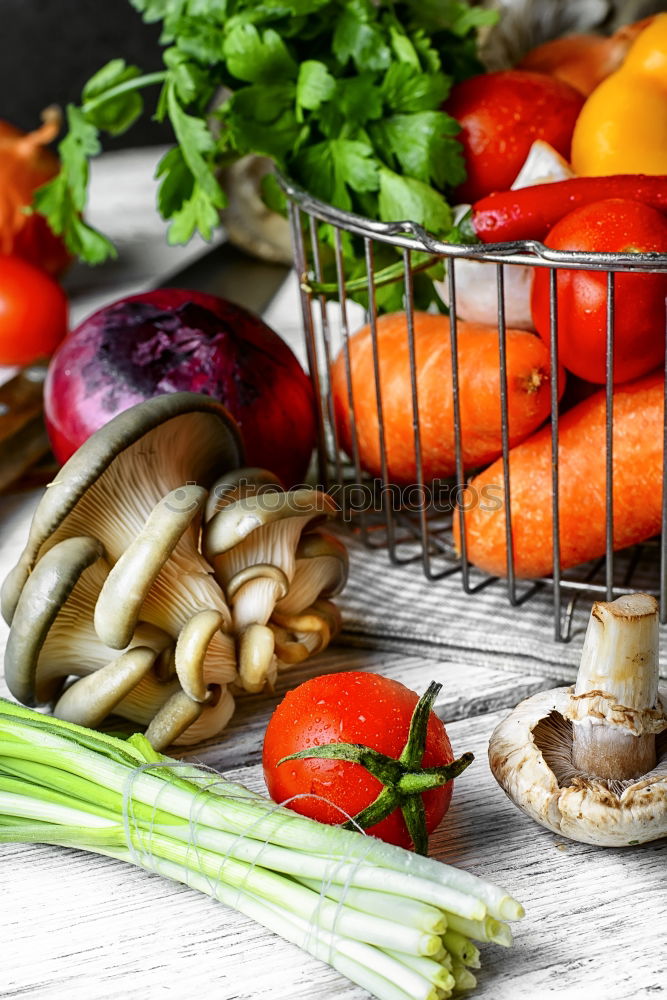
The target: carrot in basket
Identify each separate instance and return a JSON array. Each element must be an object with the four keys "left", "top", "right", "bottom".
[
  {"left": 455, "top": 371, "right": 664, "bottom": 579},
  {"left": 331, "top": 312, "right": 563, "bottom": 486}
]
